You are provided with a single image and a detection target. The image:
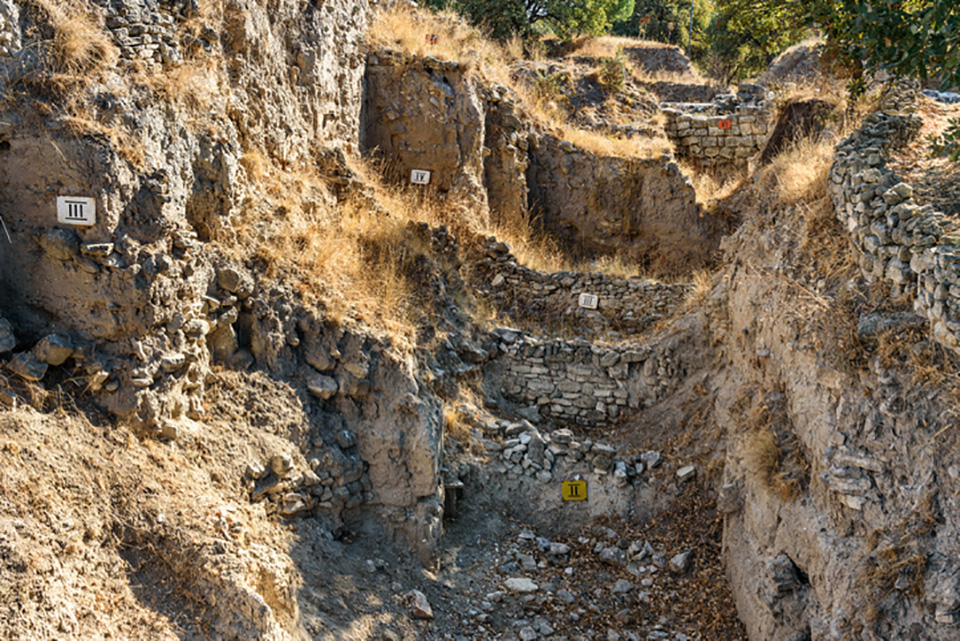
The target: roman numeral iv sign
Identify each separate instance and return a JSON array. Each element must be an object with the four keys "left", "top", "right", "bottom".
[
  {"left": 57, "top": 196, "right": 96, "bottom": 226},
  {"left": 410, "top": 169, "right": 432, "bottom": 185}
]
